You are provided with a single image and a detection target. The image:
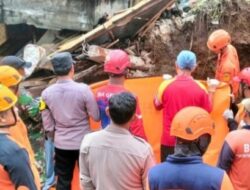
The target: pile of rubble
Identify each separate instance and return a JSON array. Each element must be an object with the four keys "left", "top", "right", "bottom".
[
  {"left": 1, "top": 0, "right": 249, "bottom": 98},
  {"left": 20, "top": 0, "right": 176, "bottom": 96}
]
